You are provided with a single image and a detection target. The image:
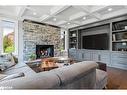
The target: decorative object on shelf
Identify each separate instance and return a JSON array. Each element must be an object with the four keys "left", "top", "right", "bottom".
[
  {"left": 125, "top": 26, "right": 127, "bottom": 30},
  {"left": 122, "top": 42, "right": 127, "bottom": 46},
  {"left": 112, "top": 34, "right": 116, "bottom": 41},
  {"left": 122, "top": 32, "right": 127, "bottom": 39},
  {"left": 118, "top": 48, "right": 127, "bottom": 51},
  {"left": 72, "top": 33, "right": 76, "bottom": 37}
]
